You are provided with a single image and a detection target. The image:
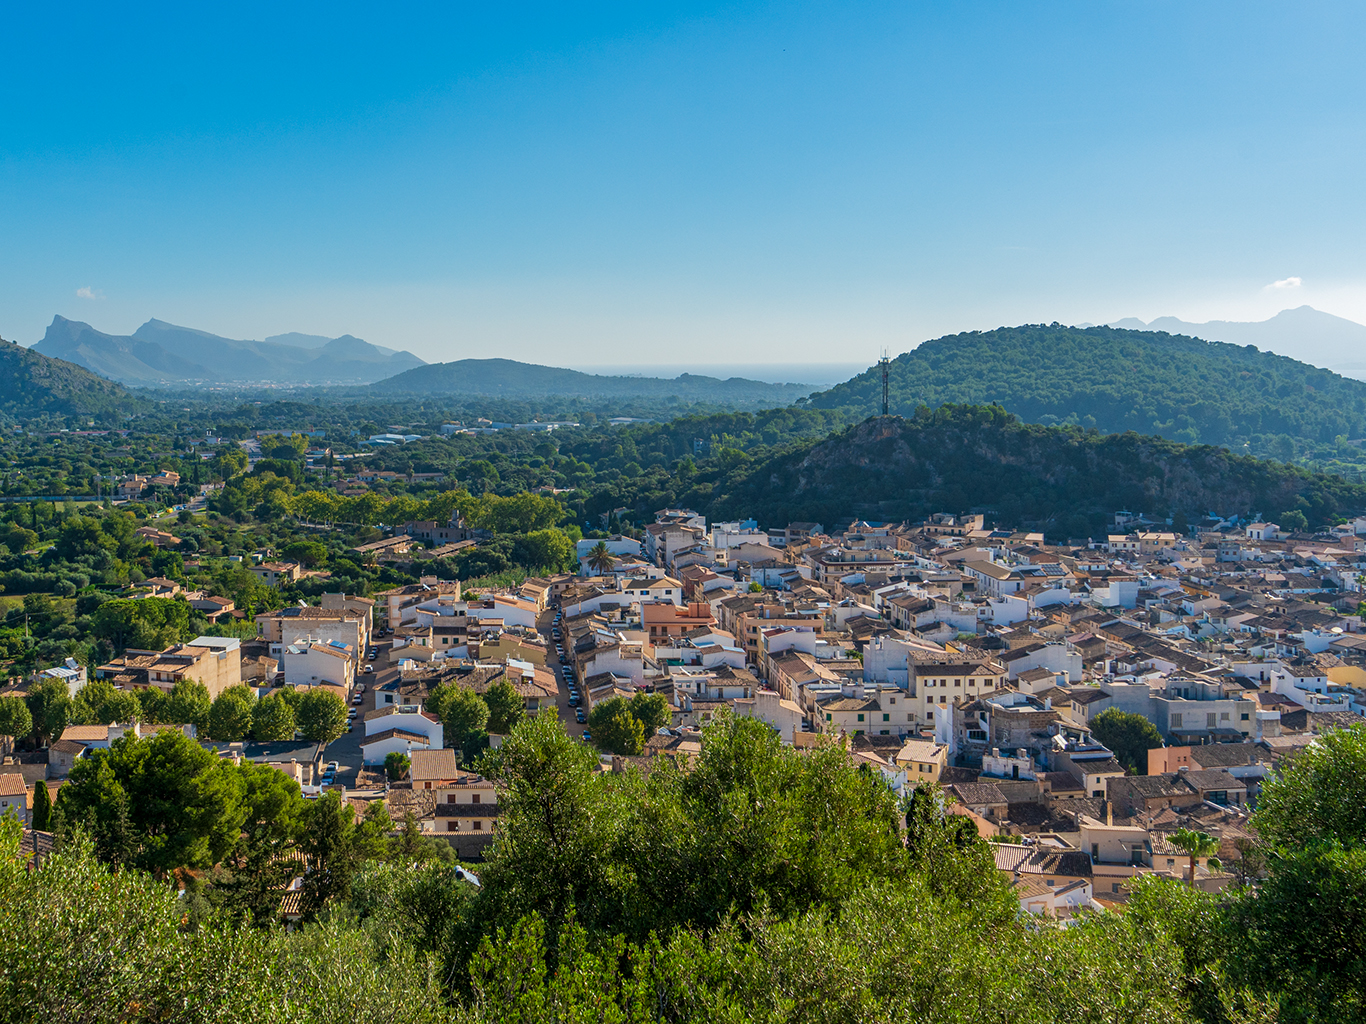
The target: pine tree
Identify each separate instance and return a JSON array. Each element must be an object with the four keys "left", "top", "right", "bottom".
[{"left": 31, "top": 779, "right": 51, "bottom": 832}]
